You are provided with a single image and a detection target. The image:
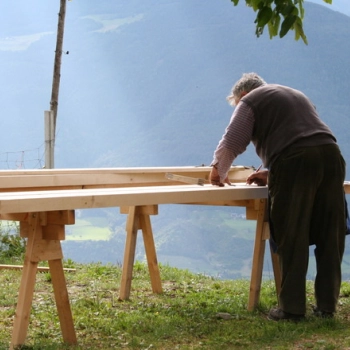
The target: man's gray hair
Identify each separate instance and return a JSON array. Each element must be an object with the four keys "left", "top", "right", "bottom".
[{"left": 227, "top": 72, "right": 266, "bottom": 106}]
